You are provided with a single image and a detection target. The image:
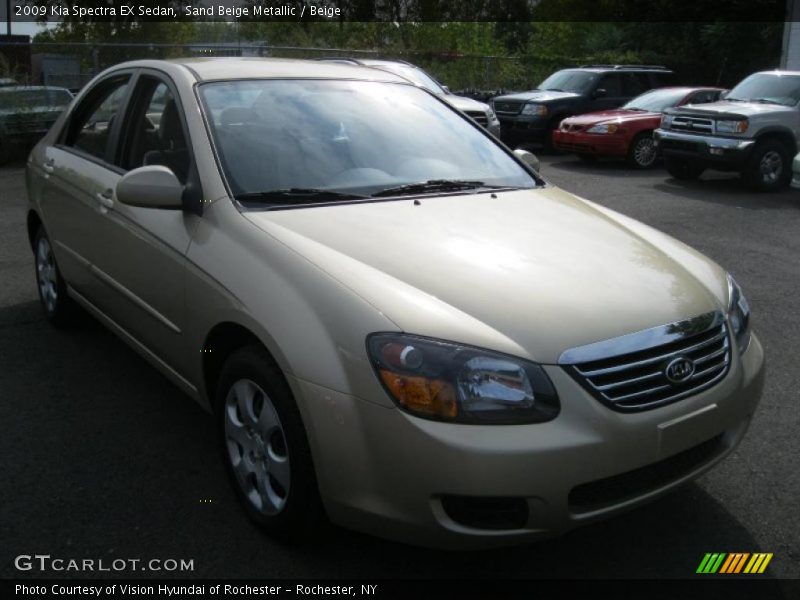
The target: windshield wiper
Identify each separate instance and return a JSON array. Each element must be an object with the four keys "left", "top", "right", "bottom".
[
  {"left": 544, "top": 88, "right": 564, "bottom": 92},
  {"left": 370, "top": 179, "right": 513, "bottom": 198},
  {"left": 750, "top": 98, "right": 784, "bottom": 105},
  {"left": 235, "top": 188, "right": 368, "bottom": 204}
]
